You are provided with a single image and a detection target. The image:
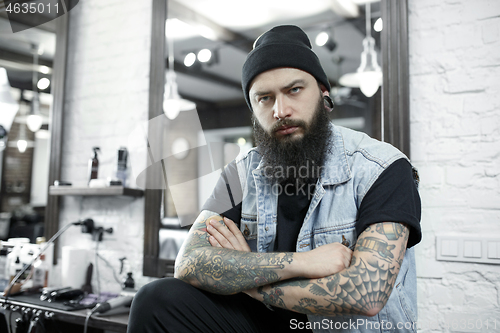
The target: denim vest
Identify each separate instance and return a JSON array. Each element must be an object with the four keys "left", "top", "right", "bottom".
[{"left": 234, "top": 124, "right": 418, "bottom": 332}]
